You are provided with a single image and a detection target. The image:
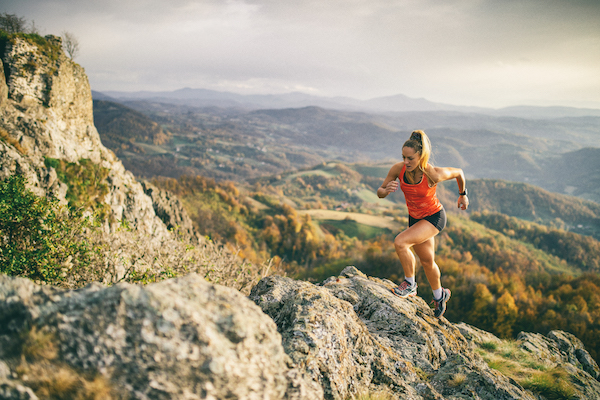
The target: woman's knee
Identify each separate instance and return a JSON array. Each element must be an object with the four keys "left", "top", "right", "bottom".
[
  {"left": 394, "top": 235, "right": 411, "bottom": 252},
  {"left": 420, "top": 258, "right": 438, "bottom": 272}
]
